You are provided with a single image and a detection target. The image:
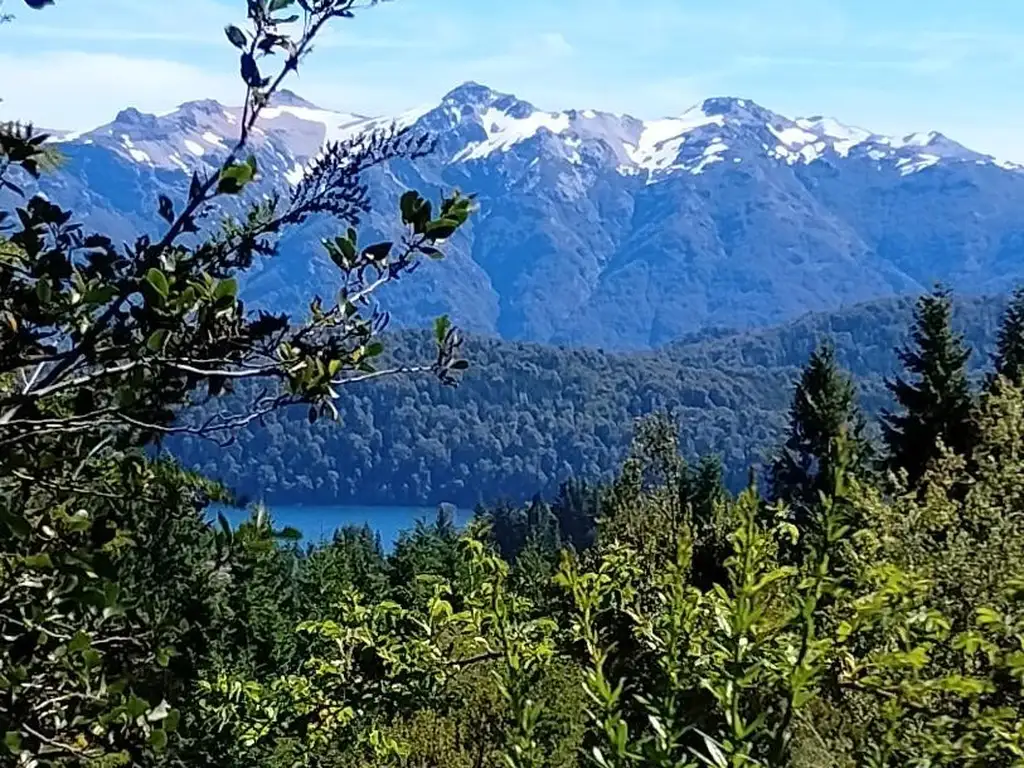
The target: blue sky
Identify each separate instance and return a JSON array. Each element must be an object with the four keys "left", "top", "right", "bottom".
[{"left": 2, "top": 0, "right": 1022, "bottom": 159}]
